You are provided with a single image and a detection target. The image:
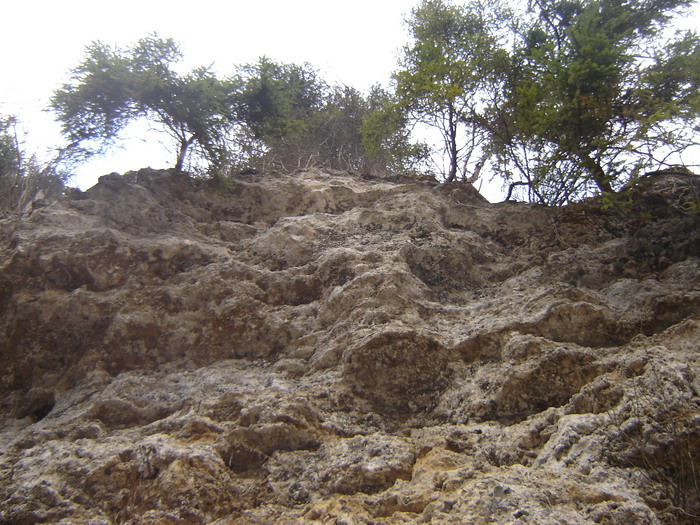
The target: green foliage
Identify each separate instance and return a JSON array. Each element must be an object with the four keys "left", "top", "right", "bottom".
[
  {"left": 0, "top": 116, "right": 21, "bottom": 176},
  {"left": 44, "top": 3, "right": 696, "bottom": 196},
  {"left": 233, "top": 58, "right": 426, "bottom": 173},
  {"left": 50, "top": 37, "right": 425, "bottom": 179},
  {"left": 238, "top": 58, "right": 325, "bottom": 142},
  {"left": 51, "top": 35, "right": 241, "bottom": 171},
  {"left": 360, "top": 86, "right": 431, "bottom": 173},
  {"left": 0, "top": 116, "right": 67, "bottom": 213},
  {"left": 494, "top": 0, "right": 700, "bottom": 204},
  {"left": 600, "top": 190, "right": 633, "bottom": 213},
  {"left": 234, "top": 58, "right": 327, "bottom": 170},
  {"left": 51, "top": 42, "right": 136, "bottom": 148}
]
